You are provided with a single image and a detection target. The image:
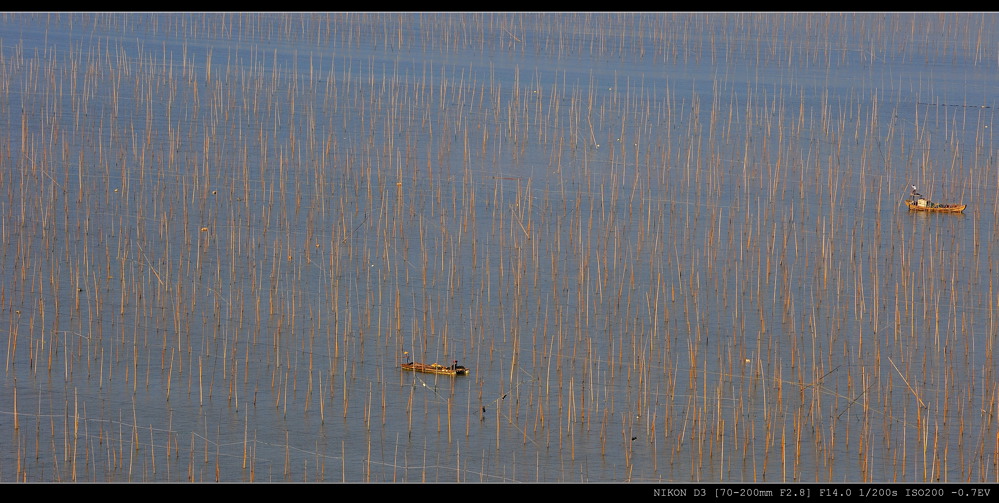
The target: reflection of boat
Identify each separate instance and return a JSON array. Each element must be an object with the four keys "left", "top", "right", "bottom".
[
  {"left": 904, "top": 199, "right": 966, "bottom": 213},
  {"left": 401, "top": 361, "right": 469, "bottom": 376}
]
